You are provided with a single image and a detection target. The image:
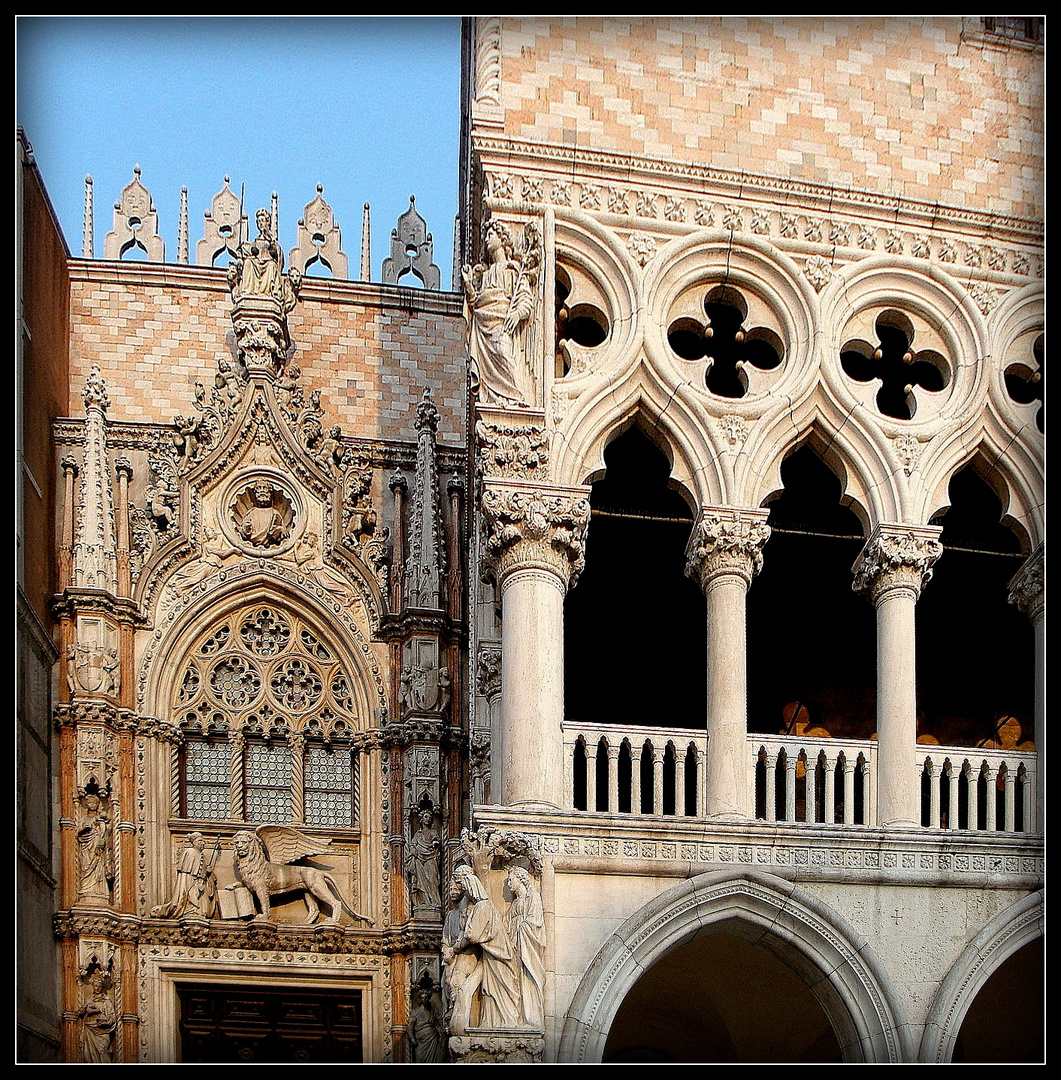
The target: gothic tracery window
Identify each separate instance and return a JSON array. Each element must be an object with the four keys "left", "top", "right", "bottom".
[{"left": 175, "top": 605, "right": 360, "bottom": 827}]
